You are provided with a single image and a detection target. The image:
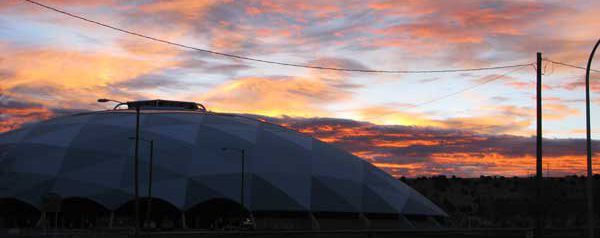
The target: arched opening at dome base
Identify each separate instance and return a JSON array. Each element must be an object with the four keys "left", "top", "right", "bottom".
[
  {"left": 59, "top": 197, "right": 110, "bottom": 229},
  {"left": 114, "top": 198, "right": 181, "bottom": 230},
  {"left": 0, "top": 198, "right": 40, "bottom": 228},
  {"left": 185, "top": 198, "right": 251, "bottom": 230}
]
